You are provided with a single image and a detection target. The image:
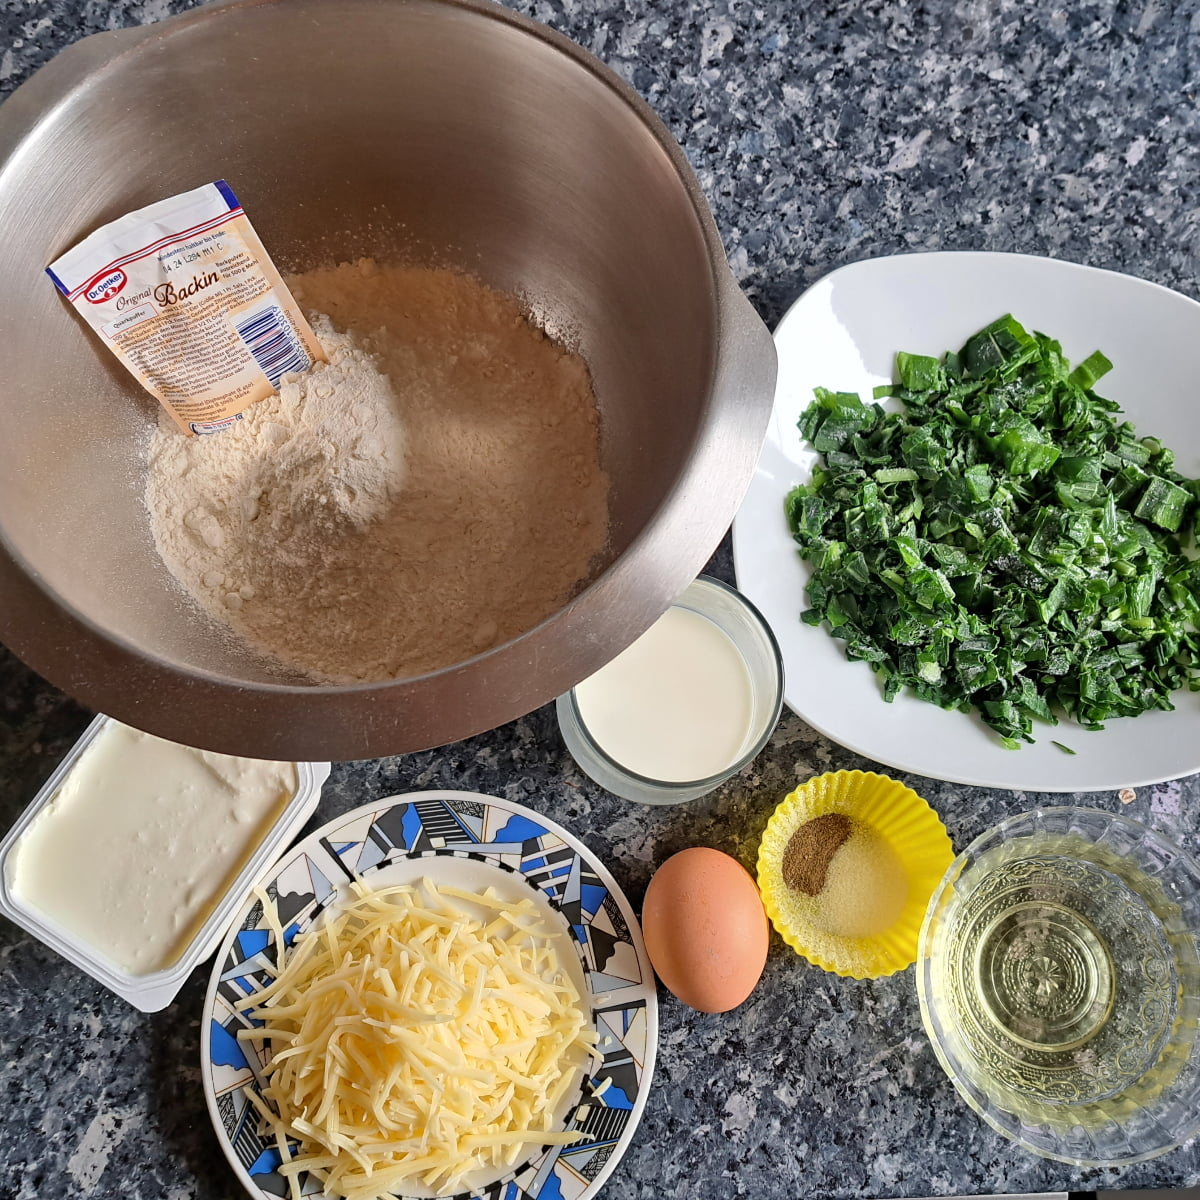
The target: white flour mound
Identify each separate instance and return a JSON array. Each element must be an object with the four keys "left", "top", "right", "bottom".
[{"left": 144, "top": 259, "right": 610, "bottom": 683}]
